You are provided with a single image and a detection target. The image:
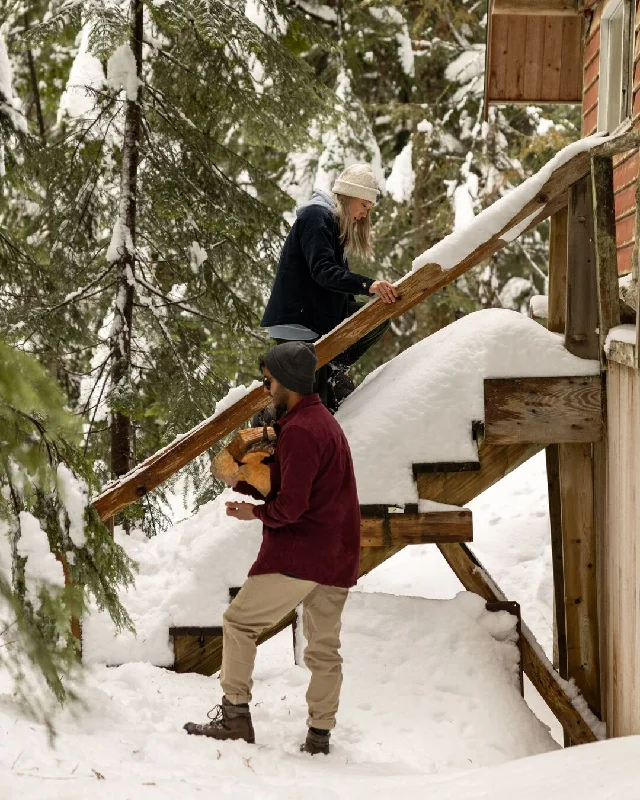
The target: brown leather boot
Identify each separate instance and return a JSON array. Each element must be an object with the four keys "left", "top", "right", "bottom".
[
  {"left": 184, "top": 697, "right": 255, "bottom": 743},
  {"left": 300, "top": 727, "right": 330, "bottom": 755}
]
